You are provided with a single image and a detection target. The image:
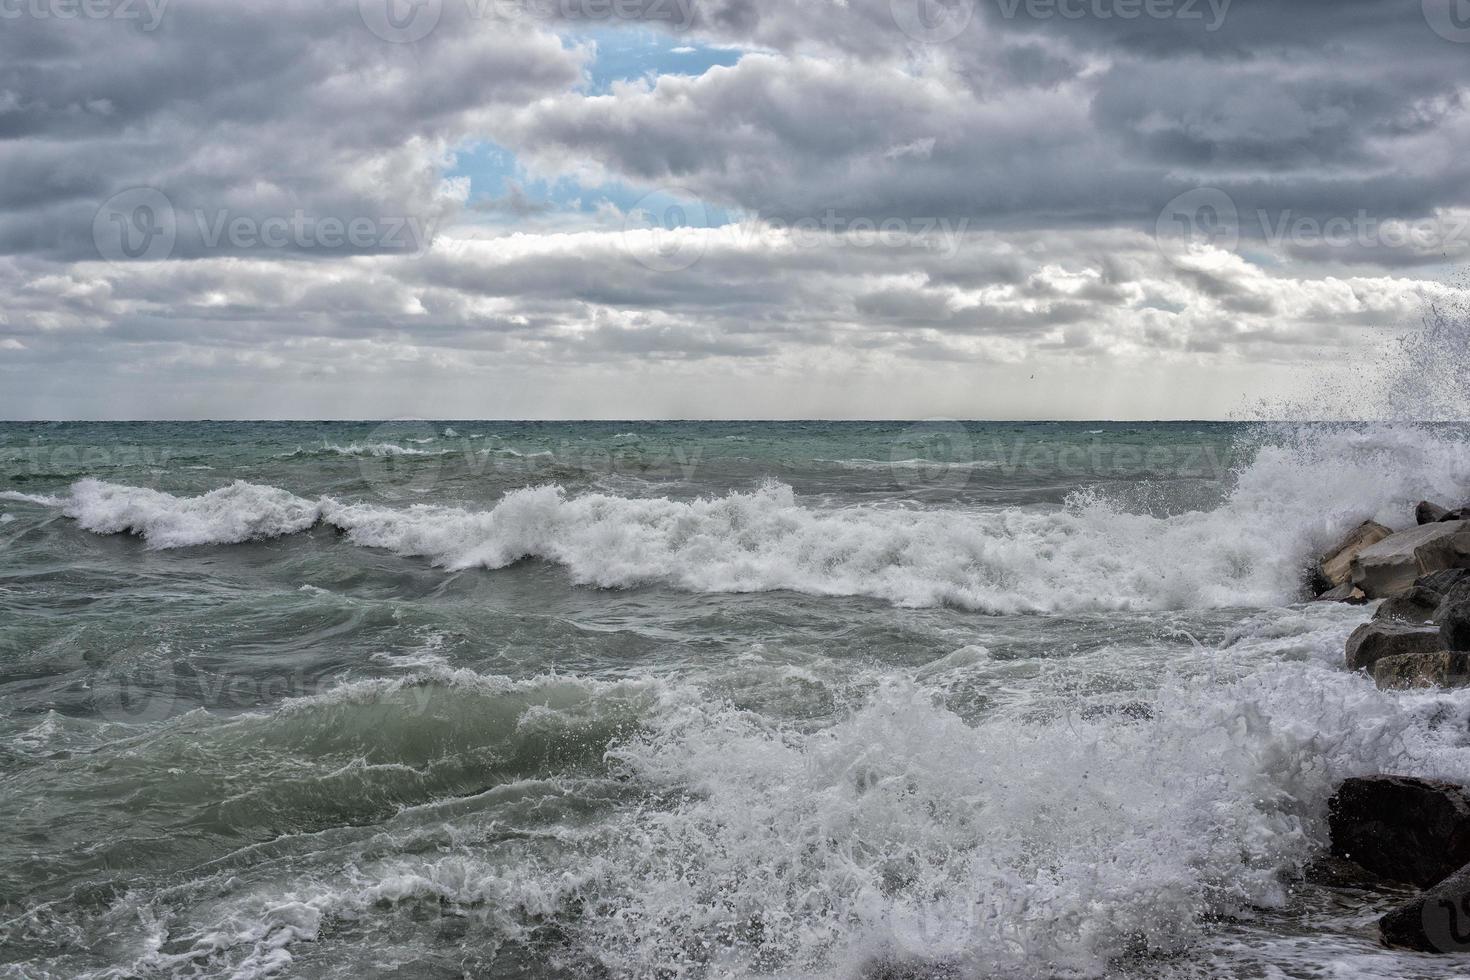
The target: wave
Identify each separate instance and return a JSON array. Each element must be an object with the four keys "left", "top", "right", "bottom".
[
  {"left": 29, "top": 423, "right": 1470, "bottom": 612},
  {"left": 29, "top": 642, "right": 1470, "bottom": 979},
  {"left": 279, "top": 442, "right": 442, "bottom": 460},
  {"left": 0, "top": 489, "right": 64, "bottom": 506},
  {"left": 63, "top": 479, "right": 321, "bottom": 549}
]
